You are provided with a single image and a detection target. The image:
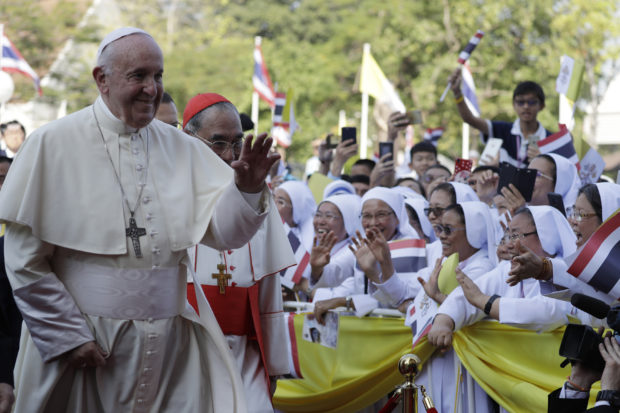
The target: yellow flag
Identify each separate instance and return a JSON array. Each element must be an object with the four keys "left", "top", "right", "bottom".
[
  {"left": 359, "top": 48, "right": 405, "bottom": 112},
  {"left": 438, "top": 252, "right": 460, "bottom": 295}
]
